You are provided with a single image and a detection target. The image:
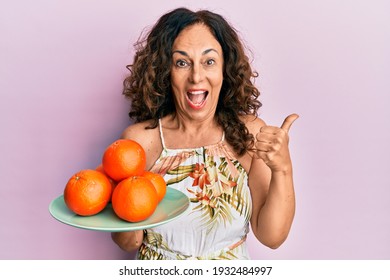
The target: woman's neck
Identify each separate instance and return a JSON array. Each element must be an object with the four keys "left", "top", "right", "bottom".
[{"left": 161, "top": 114, "right": 223, "bottom": 148}]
